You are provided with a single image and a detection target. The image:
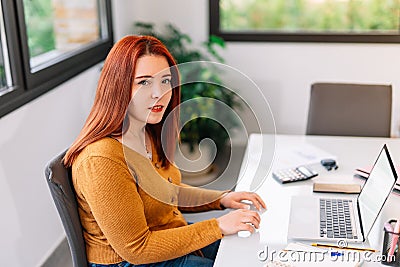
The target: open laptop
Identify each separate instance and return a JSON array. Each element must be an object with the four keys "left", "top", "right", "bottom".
[{"left": 287, "top": 144, "right": 398, "bottom": 243}]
